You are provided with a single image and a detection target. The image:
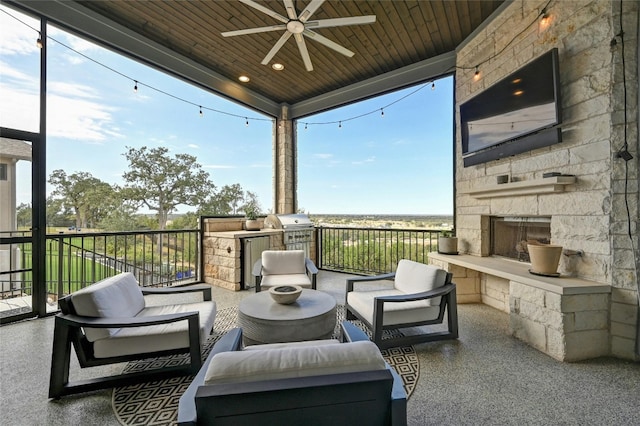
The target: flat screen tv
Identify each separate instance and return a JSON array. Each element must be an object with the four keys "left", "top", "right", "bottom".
[{"left": 460, "top": 48, "right": 562, "bottom": 167}]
